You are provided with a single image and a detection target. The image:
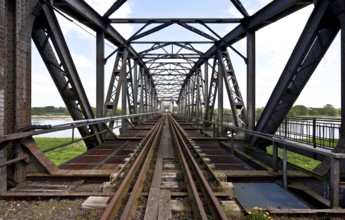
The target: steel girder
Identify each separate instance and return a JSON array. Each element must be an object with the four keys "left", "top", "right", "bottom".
[
  {"left": 52, "top": 0, "right": 145, "bottom": 66},
  {"left": 126, "top": 59, "right": 136, "bottom": 116},
  {"left": 230, "top": 0, "right": 249, "bottom": 17},
  {"left": 52, "top": 0, "right": 156, "bottom": 117},
  {"left": 189, "top": 69, "right": 205, "bottom": 120},
  {"left": 138, "top": 67, "right": 145, "bottom": 114},
  {"left": 179, "top": 0, "right": 311, "bottom": 98},
  {"left": 110, "top": 18, "right": 241, "bottom": 23},
  {"left": 204, "top": 58, "right": 219, "bottom": 126},
  {"left": 195, "top": 68, "right": 205, "bottom": 120},
  {"left": 252, "top": 0, "right": 340, "bottom": 147},
  {"left": 103, "top": 0, "right": 127, "bottom": 18},
  {"left": 32, "top": 5, "right": 103, "bottom": 149},
  {"left": 217, "top": 48, "right": 247, "bottom": 128},
  {"left": 105, "top": 49, "right": 128, "bottom": 113},
  {"left": 191, "top": 75, "right": 197, "bottom": 119}
]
